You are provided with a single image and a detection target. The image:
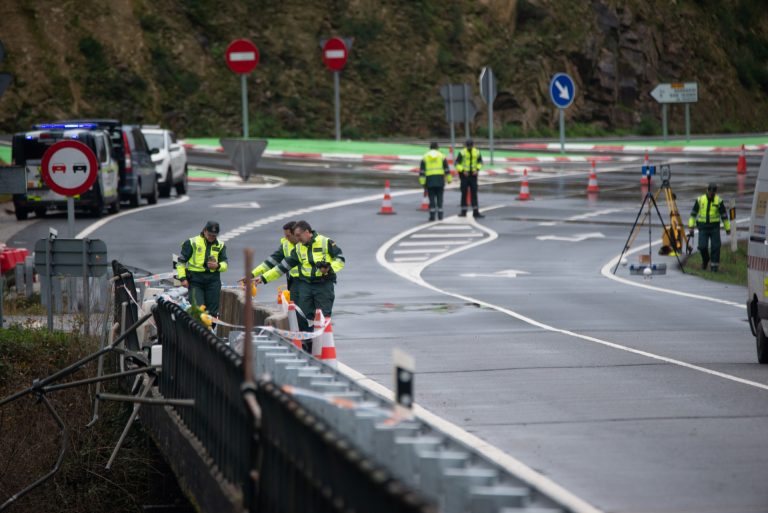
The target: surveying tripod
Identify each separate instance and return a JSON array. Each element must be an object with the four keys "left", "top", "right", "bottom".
[{"left": 613, "top": 165, "right": 688, "bottom": 274}]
